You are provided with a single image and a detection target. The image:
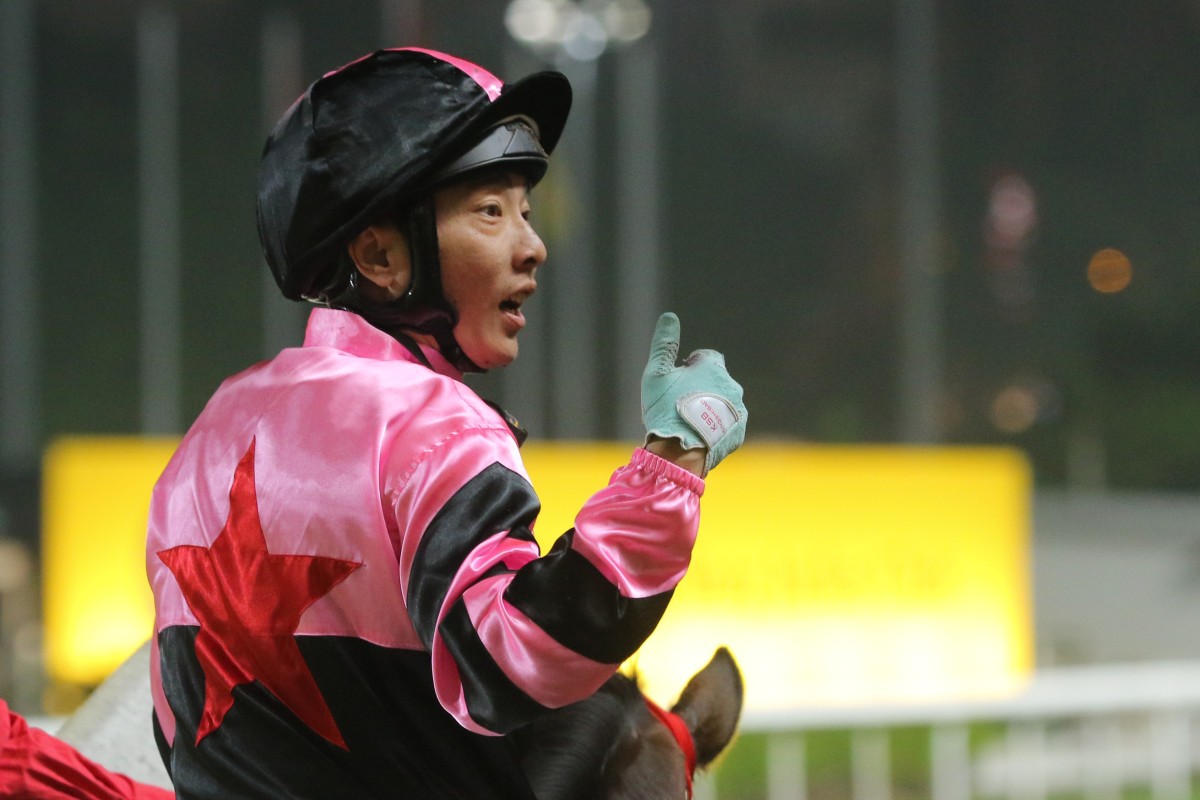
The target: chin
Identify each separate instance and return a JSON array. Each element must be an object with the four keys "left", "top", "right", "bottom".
[{"left": 468, "top": 343, "right": 518, "bottom": 371}]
